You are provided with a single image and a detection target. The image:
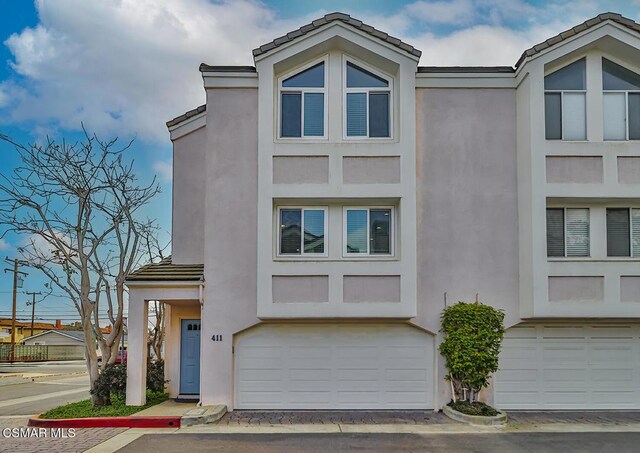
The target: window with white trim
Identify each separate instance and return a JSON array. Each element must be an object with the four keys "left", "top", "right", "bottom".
[
  {"left": 344, "top": 59, "right": 392, "bottom": 138},
  {"left": 278, "top": 207, "right": 327, "bottom": 256},
  {"left": 279, "top": 59, "right": 327, "bottom": 138},
  {"left": 344, "top": 207, "right": 393, "bottom": 256},
  {"left": 602, "top": 58, "right": 640, "bottom": 140},
  {"left": 546, "top": 208, "right": 590, "bottom": 257},
  {"left": 606, "top": 208, "right": 640, "bottom": 257},
  {"left": 544, "top": 58, "right": 586, "bottom": 140}
]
